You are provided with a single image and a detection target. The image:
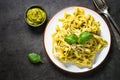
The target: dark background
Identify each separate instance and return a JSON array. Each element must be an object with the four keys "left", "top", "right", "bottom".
[{"left": 0, "top": 0, "right": 120, "bottom": 80}]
